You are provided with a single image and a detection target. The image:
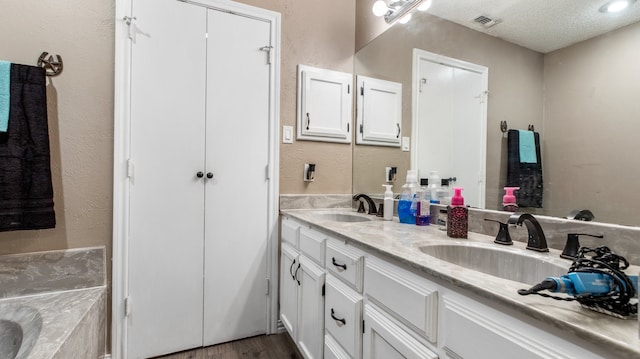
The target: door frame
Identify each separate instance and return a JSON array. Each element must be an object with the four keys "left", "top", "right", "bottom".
[
  {"left": 112, "top": 1, "right": 281, "bottom": 358},
  {"left": 411, "top": 48, "right": 488, "bottom": 208}
]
